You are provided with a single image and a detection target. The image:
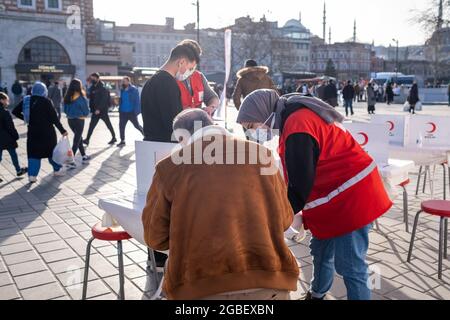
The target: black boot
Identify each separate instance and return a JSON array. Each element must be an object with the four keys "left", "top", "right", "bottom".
[
  {"left": 302, "top": 292, "right": 325, "bottom": 300},
  {"left": 108, "top": 138, "right": 117, "bottom": 145}
]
